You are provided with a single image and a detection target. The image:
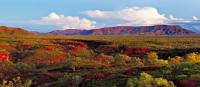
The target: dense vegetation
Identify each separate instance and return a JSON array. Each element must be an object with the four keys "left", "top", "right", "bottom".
[{"left": 0, "top": 29, "right": 200, "bottom": 87}]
